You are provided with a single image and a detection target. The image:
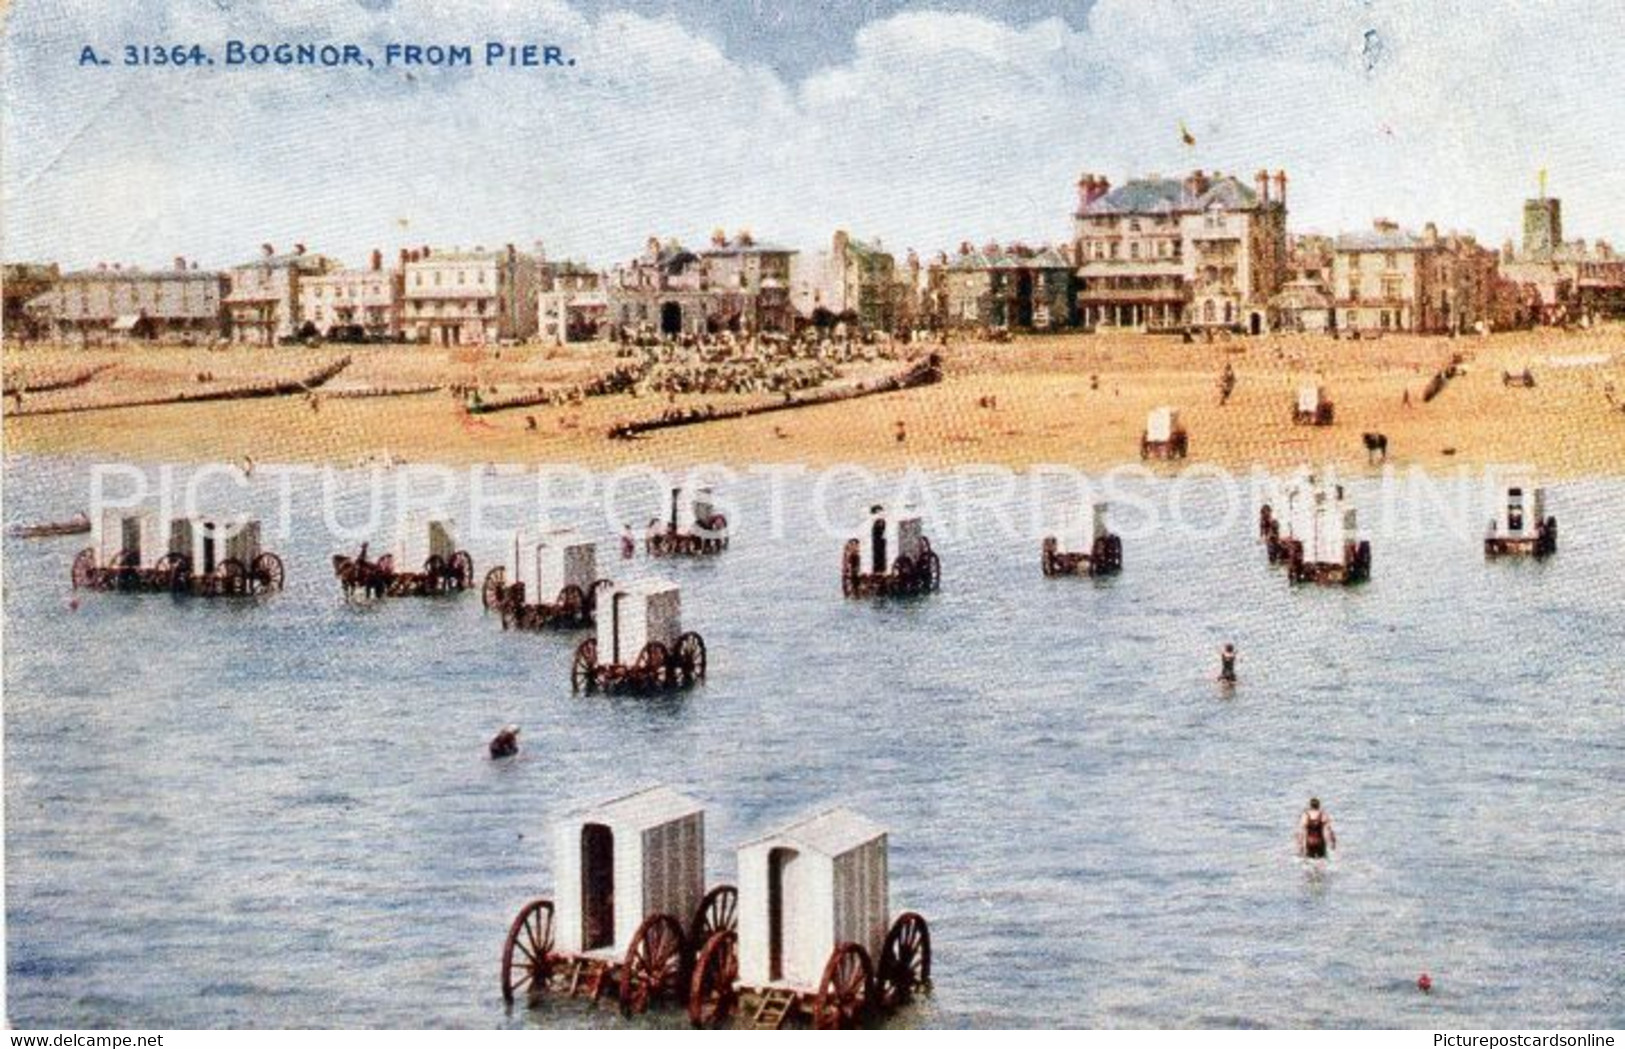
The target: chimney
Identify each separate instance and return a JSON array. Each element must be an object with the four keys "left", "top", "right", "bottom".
[
  {"left": 191, "top": 261, "right": 199, "bottom": 271},
  {"left": 1374, "top": 218, "right": 1399, "bottom": 235},
  {"left": 1423, "top": 222, "right": 1440, "bottom": 247},
  {"left": 421, "top": 245, "right": 430, "bottom": 258},
  {"left": 1185, "top": 169, "right": 1210, "bottom": 197},
  {"left": 1273, "top": 170, "right": 1288, "bottom": 207},
  {"left": 1077, "top": 172, "right": 1093, "bottom": 211},
  {"left": 1091, "top": 176, "right": 1111, "bottom": 205},
  {"left": 371, "top": 249, "right": 383, "bottom": 271},
  {"left": 1255, "top": 169, "right": 1270, "bottom": 204},
  {"left": 737, "top": 229, "right": 753, "bottom": 247},
  {"left": 174, "top": 256, "right": 187, "bottom": 271},
  {"left": 262, "top": 243, "right": 275, "bottom": 257},
  {"left": 294, "top": 243, "right": 307, "bottom": 256}
]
